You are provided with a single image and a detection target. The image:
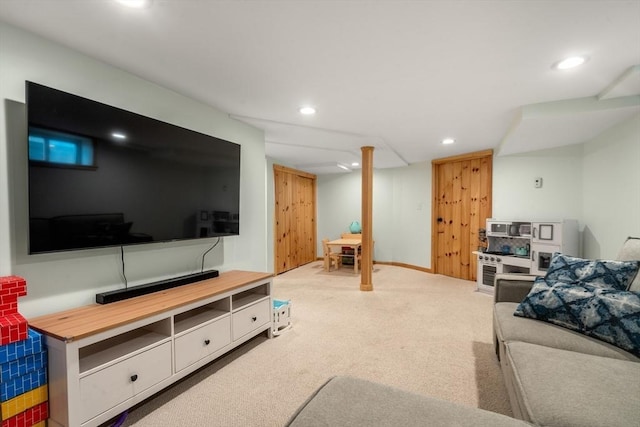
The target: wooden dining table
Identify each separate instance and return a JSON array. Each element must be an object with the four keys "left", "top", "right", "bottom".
[{"left": 325, "top": 238, "right": 362, "bottom": 274}]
